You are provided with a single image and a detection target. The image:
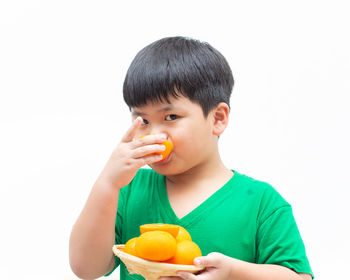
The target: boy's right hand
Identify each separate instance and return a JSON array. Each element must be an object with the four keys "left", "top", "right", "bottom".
[{"left": 98, "top": 116, "right": 166, "bottom": 189}]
